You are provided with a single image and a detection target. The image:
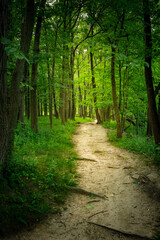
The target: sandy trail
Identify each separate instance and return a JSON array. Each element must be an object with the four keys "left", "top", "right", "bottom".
[{"left": 3, "top": 122, "right": 160, "bottom": 240}]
